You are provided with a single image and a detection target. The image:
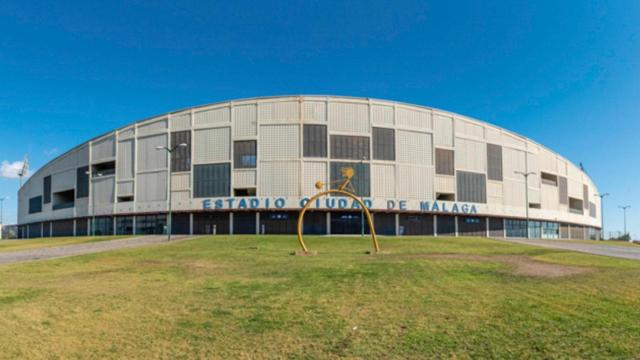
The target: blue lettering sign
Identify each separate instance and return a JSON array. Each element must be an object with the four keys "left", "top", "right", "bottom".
[
  {"left": 203, "top": 199, "right": 211, "bottom": 210},
  {"left": 399, "top": 200, "right": 407, "bottom": 210},
  {"left": 275, "top": 198, "right": 286, "bottom": 208},
  {"left": 250, "top": 198, "right": 260, "bottom": 209},
  {"left": 387, "top": 200, "right": 395, "bottom": 210}
]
